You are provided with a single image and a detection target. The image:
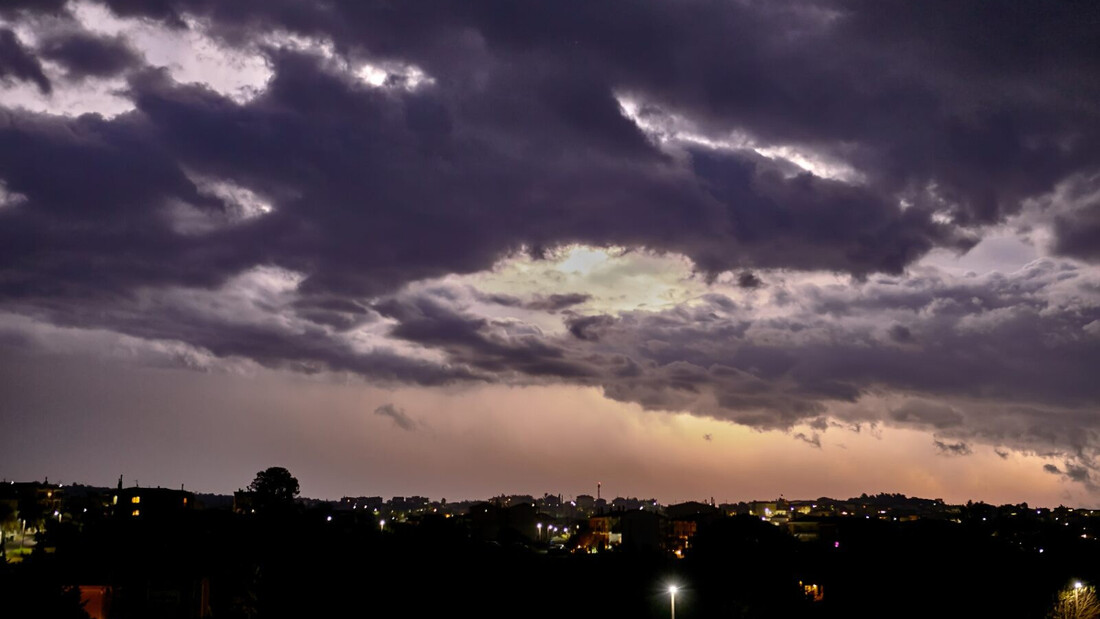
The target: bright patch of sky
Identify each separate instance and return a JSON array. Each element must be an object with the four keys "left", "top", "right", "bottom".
[
  {"left": 0, "top": 1, "right": 270, "bottom": 117},
  {"left": 165, "top": 176, "right": 275, "bottom": 235},
  {"left": 1, "top": 2, "right": 438, "bottom": 120},
  {"left": 418, "top": 245, "right": 861, "bottom": 336},
  {"left": 264, "top": 30, "right": 435, "bottom": 91},
  {"left": 0, "top": 11, "right": 132, "bottom": 117},
  {"left": 72, "top": 1, "right": 272, "bottom": 105},
  {"left": 919, "top": 230, "right": 1039, "bottom": 276},
  {"left": 195, "top": 178, "right": 273, "bottom": 219},
  {"left": 616, "top": 94, "right": 864, "bottom": 183},
  {"left": 356, "top": 61, "right": 434, "bottom": 90},
  {"left": 0, "top": 70, "right": 133, "bottom": 118}
]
